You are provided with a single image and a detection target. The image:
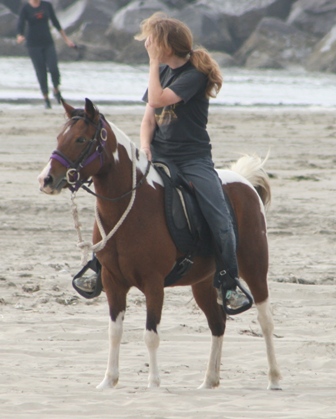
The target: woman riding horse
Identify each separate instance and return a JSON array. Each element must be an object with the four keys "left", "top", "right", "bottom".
[{"left": 74, "top": 12, "right": 251, "bottom": 314}]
